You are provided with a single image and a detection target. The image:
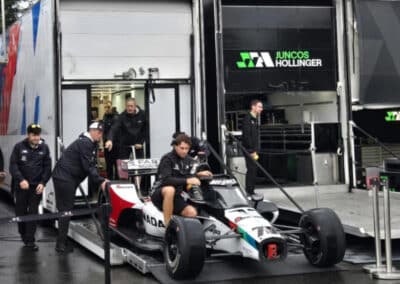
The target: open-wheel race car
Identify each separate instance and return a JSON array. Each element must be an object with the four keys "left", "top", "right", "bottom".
[{"left": 98, "top": 158, "right": 346, "bottom": 280}]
